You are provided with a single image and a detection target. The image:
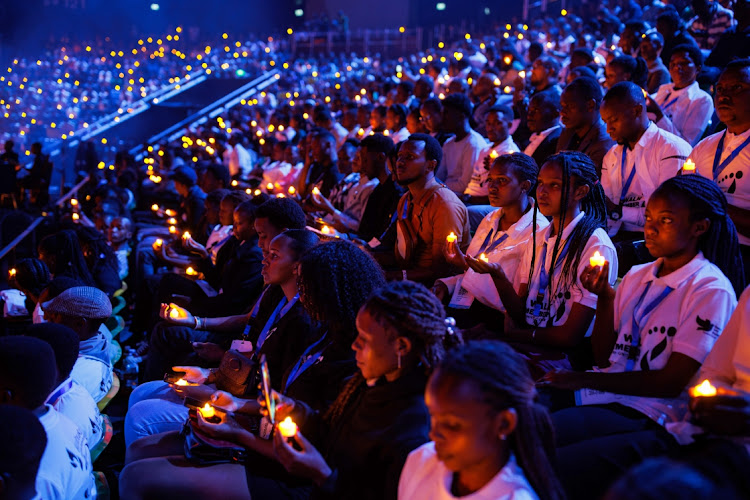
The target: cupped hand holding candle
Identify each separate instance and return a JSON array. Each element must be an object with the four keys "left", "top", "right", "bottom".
[
  {"left": 266, "top": 182, "right": 274, "bottom": 192},
  {"left": 199, "top": 403, "right": 216, "bottom": 419},
  {"left": 278, "top": 416, "right": 298, "bottom": 439},
  {"left": 186, "top": 266, "right": 198, "bottom": 276},
  {"left": 589, "top": 251, "right": 606, "bottom": 268},
  {"left": 9, "top": 268, "right": 16, "bottom": 278},
  {"left": 479, "top": 253, "right": 489, "bottom": 263},
  {"left": 489, "top": 150, "right": 499, "bottom": 159},
  {"left": 446, "top": 232, "right": 457, "bottom": 243},
  {"left": 174, "top": 378, "right": 190, "bottom": 386}
]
